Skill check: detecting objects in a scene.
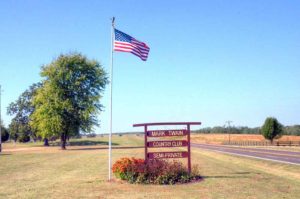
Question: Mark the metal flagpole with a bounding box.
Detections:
[0,84,2,153]
[108,17,115,181]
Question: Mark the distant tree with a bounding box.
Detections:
[31,53,108,149]
[8,119,19,142]
[284,125,300,136]
[261,117,283,143]
[8,118,31,143]
[1,122,9,142]
[7,83,41,143]
[194,126,261,135]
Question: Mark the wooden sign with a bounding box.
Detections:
[133,122,202,174]
[148,152,189,159]
[147,140,188,148]
[147,129,187,137]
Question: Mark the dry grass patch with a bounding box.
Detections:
[192,133,300,144]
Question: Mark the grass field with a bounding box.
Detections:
[1,135,300,199]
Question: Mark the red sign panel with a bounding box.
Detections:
[147,140,188,148]
[147,129,187,137]
[148,152,189,159]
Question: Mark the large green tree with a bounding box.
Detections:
[31,53,108,149]
[7,83,41,143]
[261,117,283,143]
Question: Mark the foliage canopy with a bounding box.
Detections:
[261,117,283,142]
[31,53,108,149]
[7,83,40,142]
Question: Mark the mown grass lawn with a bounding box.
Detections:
[1,135,300,199]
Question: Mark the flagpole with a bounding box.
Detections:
[108,17,115,181]
[0,84,2,153]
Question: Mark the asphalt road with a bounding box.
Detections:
[192,143,300,166]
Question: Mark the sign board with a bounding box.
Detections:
[133,122,201,174]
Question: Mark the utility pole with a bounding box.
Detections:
[225,121,233,144]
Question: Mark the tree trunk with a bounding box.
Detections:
[43,138,49,146]
[61,133,67,150]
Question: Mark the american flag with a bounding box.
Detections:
[114,29,150,61]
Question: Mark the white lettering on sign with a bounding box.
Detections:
[151,152,186,159]
[172,141,183,147]
[153,153,165,159]
[168,130,184,136]
[150,131,166,137]
[153,141,171,147]
[147,130,187,137]
[148,140,186,148]
[155,152,182,158]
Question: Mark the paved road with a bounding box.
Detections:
[192,143,300,166]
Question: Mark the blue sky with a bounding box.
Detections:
[0,0,299,133]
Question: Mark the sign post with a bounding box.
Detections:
[133,122,201,173]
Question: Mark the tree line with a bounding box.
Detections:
[194,124,300,136]
[1,53,108,149]
[195,117,296,143]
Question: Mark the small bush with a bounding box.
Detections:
[112,157,201,185]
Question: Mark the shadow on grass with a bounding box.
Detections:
[203,171,261,179]
[69,146,144,151]
[50,140,119,147]
[232,172,261,175]
[0,153,11,156]
[69,140,119,146]
[202,175,250,179]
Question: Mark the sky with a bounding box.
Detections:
[0,0,299,133]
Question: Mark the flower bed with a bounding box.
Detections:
[112,157,201,185]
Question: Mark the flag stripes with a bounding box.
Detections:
[114,29,150,61]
